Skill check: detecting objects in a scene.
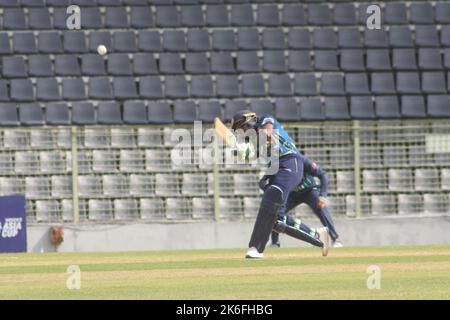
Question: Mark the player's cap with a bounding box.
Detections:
[231,110,258,131]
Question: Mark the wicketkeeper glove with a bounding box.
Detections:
[236,142,256,161]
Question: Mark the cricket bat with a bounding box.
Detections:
[214,117,236,148]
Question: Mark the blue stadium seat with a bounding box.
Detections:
[148,102,173,124]
[46,103,70,125]
[123,101,148,124]
[97,102,123,124]
[19,103,44,126]
[350,96,375,119]
[72,102,97,125]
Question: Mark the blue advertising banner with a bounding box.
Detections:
[0,195,27,253]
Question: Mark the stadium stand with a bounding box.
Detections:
[0,0,449,222]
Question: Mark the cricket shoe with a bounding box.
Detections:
[245,247,264,259]
[332,239,344,248]
[316,227,330,257]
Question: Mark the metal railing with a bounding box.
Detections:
[0,119,449,224]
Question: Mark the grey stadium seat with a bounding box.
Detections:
[130,6,154,28]
[338,27,362,48]
[216,75,240,98]
[0,80,8,101]
[418,48,442,70]
[88,77,113,99]
[299,98,324,120]
[198,101,222,122]
[0,33,11,55]
[384,2,407,24]
[314,50,339,71]
[427,95,450,117]
[268,74,292,97]
[89,31,112,53]
[163,30,187,52]
[392,49,417,71]
[105,7,129,28]
[340,49,365,72]
[320,74,345,96]
[364,29,388,48]
[350,96,375,119]
[187,29,210,51]
[19,103,44,126]
[113,77,138,99]
[415,26,440,48]
[159,53,184,74]
[282,4,306,26]
[288,28,311,49]
[0,104,19,126]
[236,51,260,73]
[257,4,280,26]
[366,49,391,71]
[294,73,318,96]
[288,51,313,72]
[242,74,266,97]
[422,72,446,94]
[275,98,300,121]
[133,53,158,75]
[72,102,96,125]
[97,102,122,124]
[375,96,400,119]
[81,54,106,76]
[191,76,214,98]
[148,102,173,124]
[249,100,274,116]
[231,4,254,26]
[62,78,86,100]
[46,103,70,125]
[80,7,102,29]
[10,79,34,102]
[165,76,189,99]
[308,4,332,26]
[313,28,337,49]
[63,31,87,53]
[345,73,370,95]
[237,28,260,50]
[156,6,181,28]
[123,101,147,124]
[173,101,197,123]
[262,28,285,50]
[139,76,164,99]
[212,30,236,51]
[410,2,434,25]
[28,55,53,77]
[185,52,210,74]
[371,73,396,94]
[36,78,60,101]
[181,5,204,27]
[29,8,51,29]
[324,97,350,120]
[396,72,421,94]
[435,2,450,24]
[138,30,162,52]
[107,54,132,76]
[3,8,27,30]
[389,26,413,48]
[334,3,357,25]
[13,32,37,54]
[263,50,287,72]
[210,52,235,73]
[401,96,426,118]
[114,31,138,53]
[206,5,229,27]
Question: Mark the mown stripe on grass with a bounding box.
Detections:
[0,253,448,275]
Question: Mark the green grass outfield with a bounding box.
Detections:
[0,245,449,299]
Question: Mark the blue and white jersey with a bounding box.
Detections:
[255,114,300,157]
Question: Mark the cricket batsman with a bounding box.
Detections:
[266,157,343,248]
[230,110,330,259]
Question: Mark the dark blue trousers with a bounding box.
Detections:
[272,189,339,243]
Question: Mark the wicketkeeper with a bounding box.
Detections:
[264,157,343,248]
[230,110,330,259]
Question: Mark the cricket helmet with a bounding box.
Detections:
[231,110,258,131]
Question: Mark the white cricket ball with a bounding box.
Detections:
[97,45,108,56]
